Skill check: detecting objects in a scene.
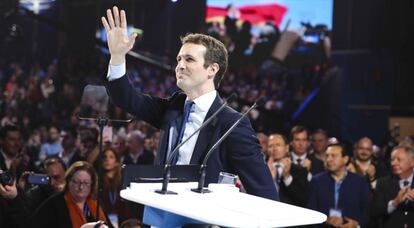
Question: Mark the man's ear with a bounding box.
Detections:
[208,63,219,79]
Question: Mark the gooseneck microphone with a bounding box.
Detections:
[191,96,265,193]
[155,93,237,194]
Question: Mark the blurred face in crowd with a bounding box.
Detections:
[61,131,76,150]
[113,135,127,156]
[46,162,66,191]
[257,133,268,155]
[1,130,22,157]
[356,138,373,162]
[311,132,328,154]
[127,133,143,154]
[291,131,308,156]
[267,135,289,162]
[102,149,119,172]
[325,146,349,175]
[175,43,216,95]
[49,127,60,142]
[69,170,92,202]
[390,148,414,179]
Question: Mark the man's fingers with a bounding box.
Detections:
[127,33,137,49]
[101,17,110,32]
[120,10,127,28]
[106,9,115,29]
[113,6,120,27]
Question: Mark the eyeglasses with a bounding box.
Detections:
[70,179,92,188]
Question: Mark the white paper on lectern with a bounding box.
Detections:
[120,182,326,227]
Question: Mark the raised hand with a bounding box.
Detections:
[101,6,137,65]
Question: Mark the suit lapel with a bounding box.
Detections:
[189,95,223,164]
[156,95,186,165]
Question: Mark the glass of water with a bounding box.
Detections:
[218,172,237,186]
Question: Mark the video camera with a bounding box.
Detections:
[0,169,14,186]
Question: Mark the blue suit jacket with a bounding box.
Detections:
[307,171,370,226]
[106,76,277,200]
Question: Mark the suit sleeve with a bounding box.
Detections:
[285,166,309,206]
[224,115,278,201]
[307,178,319,211]
[106,75,170,129]
[370,178,390,218]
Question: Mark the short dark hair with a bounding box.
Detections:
[290,125,309,141]
[312,129,328,138]
[181,33,228,88]
[44,157,67,170]
[0,125,20,139]
[327,143,348,157]
[120,218,142,228]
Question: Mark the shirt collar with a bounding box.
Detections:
[291,152,307,160]
[187,90,217,113]
[399,172,414,186]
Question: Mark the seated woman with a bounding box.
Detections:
[32,161,111,228]
[101,148,132,226]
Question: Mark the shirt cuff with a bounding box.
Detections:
[283,175,293,186]
[107,63,126,81]
[387,200,396,214]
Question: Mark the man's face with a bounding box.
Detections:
[49,127,60,142]
[325,146,348,174]
[356,139,373,162]
[291,131,308,156]
[127,135,142,154]
[267,135,289,161]
[311,133,328,154]
[391,148,414,178]
[175,43,215,93]
[46,163,65,190]
[1,130,21,157]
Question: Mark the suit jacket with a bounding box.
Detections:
[31,192,112,228]
[307,153,325,175]
[307,171,370,226]
[370,175,414,228]
[123,149,154,165]
[278,164,309,207]
[107,76,277,200]
[0,151,7,171]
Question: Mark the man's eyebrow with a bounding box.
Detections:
[177,54,194,59]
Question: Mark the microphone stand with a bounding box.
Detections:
[77,113,133,221]
[191,97,264,193]
[155,93,237,195]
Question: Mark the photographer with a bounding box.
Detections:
[24,157,66,212]
[0,177,29,227]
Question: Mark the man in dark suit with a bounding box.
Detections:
[289,126,325,182]
[101,6,277,200]
[267,134,308,207]
[370,145,414,228]
[307,143,370,227]
[123,130,154,165]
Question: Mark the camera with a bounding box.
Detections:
[0,169,15,186]
[27,174,50,185]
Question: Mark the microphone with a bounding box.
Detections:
[191,96,265,193]
[155,93,237,194]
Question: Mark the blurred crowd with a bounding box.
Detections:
[1,7,413,228]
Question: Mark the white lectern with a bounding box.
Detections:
[121,182,326,227]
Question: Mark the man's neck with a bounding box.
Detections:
[356,159,371,167]
[399,171,414,180]
[185,87,215,101]
[1,149,17,160]
[332,168,347,182]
